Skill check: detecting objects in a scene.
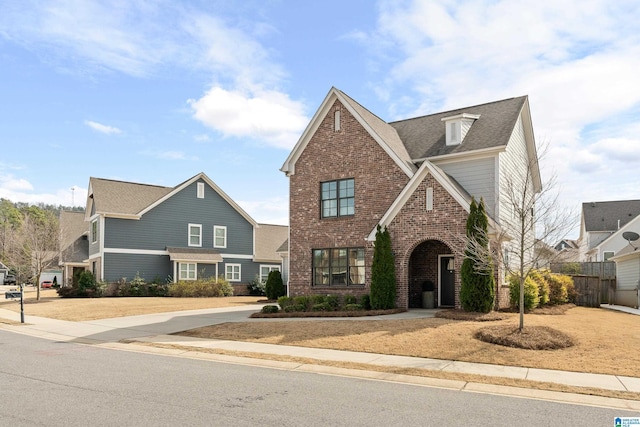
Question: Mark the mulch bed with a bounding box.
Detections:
[475,325,575,350]
[250,308,406,318]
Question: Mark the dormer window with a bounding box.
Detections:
[441,113,480,146]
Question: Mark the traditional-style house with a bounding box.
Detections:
[63,172,287,293]
[578,200,640,262]
[281,87,541,309]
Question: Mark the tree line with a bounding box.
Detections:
[0,199,84,300]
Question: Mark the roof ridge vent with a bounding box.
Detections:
[441,113,480,146]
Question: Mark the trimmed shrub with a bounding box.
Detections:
[248,275,266,296]
[168,276,233,297]
[344,303,362,311]
[293,295,311,310]
[508,274,540,311]
[343,295,357,305]
[311,294,326,306]
[261,305,279,314]
[265,270,285,300]
[277,296,294,310]
[57,271,105,298]
[529,270,550,306]
[541,270,569,305]
[312,303,329,311]
[325,294,340,311]
[285,304,306,313]
[360,294,372,310]
[460,198,495,313]
[370,225,396,309]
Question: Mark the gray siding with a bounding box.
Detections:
[222,258,258,284]
[436,157,496,217]
[104,180,254,254]
[104,253,172,283]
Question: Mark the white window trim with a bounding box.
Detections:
[197,182,205,199]
[188,223,202,247]
[179,262,197,281]
[225,263,241,282]
[91,219,98,243]
[214,225,227,248]
[260,265,280,283]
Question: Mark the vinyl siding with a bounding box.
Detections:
[104,180,253,254]
[103,253,171,283]
[617,258,639,291]
[498,115,529,226]
[436,157,496,217]
[222,258,259,283]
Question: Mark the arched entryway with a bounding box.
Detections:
[408,240,455,308]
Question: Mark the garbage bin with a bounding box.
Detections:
[422,291,435,309]
[421,281,435,309]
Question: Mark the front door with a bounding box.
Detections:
[440,256,455,306]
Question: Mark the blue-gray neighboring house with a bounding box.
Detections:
[81,172,288,293]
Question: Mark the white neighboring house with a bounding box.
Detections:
[40,270,63,287]
[610,243,640,309]
[578,200,640,262]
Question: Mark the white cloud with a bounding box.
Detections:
[188,87,308,149]
[84,120,122,135]
[238,196,289,225]
[0,174,85,207]
[368,0,640,237]
[0,175,34,192]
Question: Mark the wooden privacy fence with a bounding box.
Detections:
[569,275,602,307]
[550,262,616,305]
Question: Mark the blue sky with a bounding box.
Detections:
[1,1,639,237]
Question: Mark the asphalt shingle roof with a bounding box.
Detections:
[389,96,527,160]
[255,224,288,262]
[582,200,640,232]
[59,210,89,263]
[89,177,173,216]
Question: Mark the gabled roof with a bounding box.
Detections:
[366,161,474,241]
[254,224,289,262]
[86,178,172,220]
[582,200,640,232]
[281,87,417,177]
[85,172,257,226]
[281,88,540,192]
[390,96,528,160]
[59,211,89,264]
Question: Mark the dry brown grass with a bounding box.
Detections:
[0,289,266,321]
[177,306,640,378]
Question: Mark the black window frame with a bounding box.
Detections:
[320,178,355,218]
[312,247,365,287]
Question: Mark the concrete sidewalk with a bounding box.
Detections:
[1,304,640,409]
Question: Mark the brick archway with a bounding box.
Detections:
[407,240,454,308]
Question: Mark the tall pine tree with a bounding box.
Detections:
[460,198,495,312]
[370,225,396,309]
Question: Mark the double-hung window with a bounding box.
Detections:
[321,178,354,218]
[313,247,364,286]
[214,225,227,248]
[179,263,196,280]
[91,220,98,243]
[225,264,241,282]
[260,265,280,283]
[188,224,202,247]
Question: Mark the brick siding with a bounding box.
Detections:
[288,99,408,300]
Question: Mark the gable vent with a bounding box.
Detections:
[441,113,480,146]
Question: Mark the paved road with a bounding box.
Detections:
[1,331,637,426]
